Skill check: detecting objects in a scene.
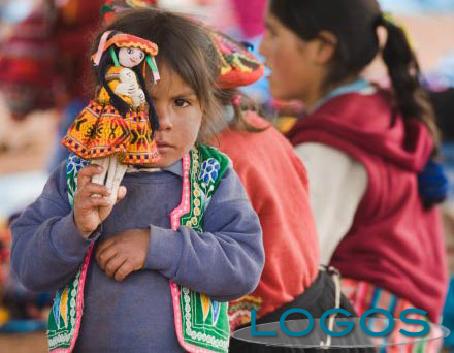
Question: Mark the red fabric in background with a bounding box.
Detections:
[218,112,319,319]
[230,0,266,38]
[287,92,448,322]
[0,0,103,116]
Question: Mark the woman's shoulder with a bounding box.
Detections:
[220,111,293,150]
[217,113,311,188]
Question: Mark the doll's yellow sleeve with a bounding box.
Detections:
[97,66,133,106]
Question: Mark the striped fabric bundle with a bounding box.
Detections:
[342,278,443,353]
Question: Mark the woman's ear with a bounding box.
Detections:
[314,30,337,65]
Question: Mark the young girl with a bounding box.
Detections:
[260,0,447,350]
[11,9,264,353]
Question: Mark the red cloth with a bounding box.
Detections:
[54,0,104,99]
[0,0,103,116]
[218,112,319,318]
[287,91,448,322]
[230,0,266,38]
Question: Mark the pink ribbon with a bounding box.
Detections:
[92,31,113,66]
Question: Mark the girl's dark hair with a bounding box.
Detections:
[215,88,268,133]
[94,8,225,142]
[269,0,439,146]
[96,30,159,134]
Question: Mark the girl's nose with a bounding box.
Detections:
[156,107,172,130]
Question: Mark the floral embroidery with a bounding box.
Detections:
[199,158,221,185]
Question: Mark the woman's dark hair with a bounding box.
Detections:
[269,0,439,146]
[94,8,225,142]
[95,30,159,134]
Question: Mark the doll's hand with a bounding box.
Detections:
[131,88,145,107]
[73,165,112,238]
[118,68,136,84]
[136,89,145,103]
[95,229,150,281]
[116,68,140,97]
[115,82,140,97]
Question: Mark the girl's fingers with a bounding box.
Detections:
[77,165,104,188]
[104,255,127,279]
[117,186,127,203]
[92,158,109,185]
[111,163,127,204]
[114,261,134,282]
[96,238,117,261]
[75,186,111,209]
[96,244,118,270]
[87,196,112,208]
[82,183,111,198]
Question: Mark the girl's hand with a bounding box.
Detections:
[73,165,113,238]
[95,229,150,282]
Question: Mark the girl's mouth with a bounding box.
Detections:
[157,141,173,150]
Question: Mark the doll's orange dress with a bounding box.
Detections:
[62,66,159,165]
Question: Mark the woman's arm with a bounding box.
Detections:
[295,142,367,265]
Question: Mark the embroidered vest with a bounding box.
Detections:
[47,145,231,353]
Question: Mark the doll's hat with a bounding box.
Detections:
[99,1,264,89]
[92,32,158,66]
[211,31,264,89]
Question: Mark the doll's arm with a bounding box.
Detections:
[114,67,145,106]
[115,68,145,107]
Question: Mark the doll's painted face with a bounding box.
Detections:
[118,47,145,68]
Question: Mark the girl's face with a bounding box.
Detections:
[259,11,329,107]
[119,47,145,68]
[150,64,203,168]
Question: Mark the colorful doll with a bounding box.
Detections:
[62,31,161,202]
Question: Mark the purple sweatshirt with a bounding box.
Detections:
[11,160,264,353]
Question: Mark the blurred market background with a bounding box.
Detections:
[0,0,453,352]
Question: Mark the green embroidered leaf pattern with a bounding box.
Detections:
[48,154,88,352]
[179,146,231,353]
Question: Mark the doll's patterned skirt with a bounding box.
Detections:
[62,100,159,165]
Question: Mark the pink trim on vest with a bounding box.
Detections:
[168,154,219,353]
[52,243,95,353]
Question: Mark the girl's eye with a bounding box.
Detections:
[174,98,190,107]
[127,48,132,55]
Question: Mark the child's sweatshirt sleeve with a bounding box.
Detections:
[145,166,265,301]
[10,162,93,293]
